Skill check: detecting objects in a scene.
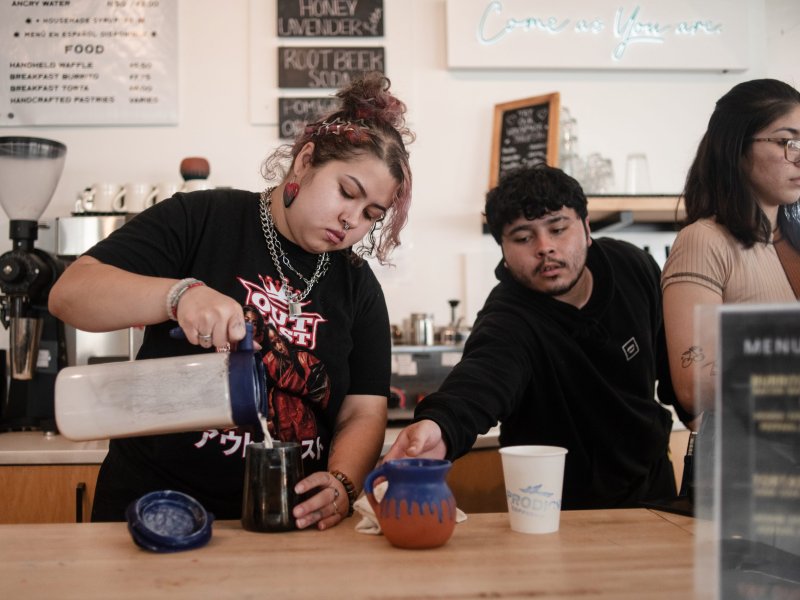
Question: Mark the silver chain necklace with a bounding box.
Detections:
[259,187,330,316]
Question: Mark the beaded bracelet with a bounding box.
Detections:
[166,278,205,321]
[330,470,357,517]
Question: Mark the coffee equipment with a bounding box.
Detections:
[0,136,69,432]
[55,213,142,366]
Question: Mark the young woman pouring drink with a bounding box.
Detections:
[49,72,414,529]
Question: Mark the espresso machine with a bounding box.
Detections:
[0,136,69,432]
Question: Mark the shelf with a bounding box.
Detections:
[482,194,684,235]
[587,195,684,230]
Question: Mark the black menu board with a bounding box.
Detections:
[490,93,560,188]
[278,46,385,89]
[278,96,340,140]
[277,0,384,37]
[716,304,800,598]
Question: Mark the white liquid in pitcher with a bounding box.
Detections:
[260,415,274,448]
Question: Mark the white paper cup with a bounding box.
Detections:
[499,445,568,534]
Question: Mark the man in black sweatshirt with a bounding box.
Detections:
[385,165,691,509]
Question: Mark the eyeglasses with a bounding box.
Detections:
[750,137,800,164]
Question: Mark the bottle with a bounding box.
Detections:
[179,156,213,193]
[55,325,267,441]
[558,107,582,181]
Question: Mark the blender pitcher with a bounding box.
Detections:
[55,324,267,441]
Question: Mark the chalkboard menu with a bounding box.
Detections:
[490,93,560,188]
[278,96,340,140]
[278,46,385,88]
[277,0,384,37]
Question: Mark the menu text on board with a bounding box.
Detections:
[1,0,178,126]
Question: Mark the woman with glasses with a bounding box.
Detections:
[661,78,800,420]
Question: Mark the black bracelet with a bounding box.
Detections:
[330,470,356,517]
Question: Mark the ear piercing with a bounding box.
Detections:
[283,182,300,208]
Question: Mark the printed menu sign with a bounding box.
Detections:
[277,0,384,37]
[490,93,560,188]
[0,0,177,126]
[716,305,800,599]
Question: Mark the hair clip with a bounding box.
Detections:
[305,118,370,143]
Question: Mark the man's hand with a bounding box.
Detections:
[383,419,447,462]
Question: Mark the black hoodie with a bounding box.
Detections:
[415,237,679,509]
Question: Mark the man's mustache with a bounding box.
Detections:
[536,259,566,274]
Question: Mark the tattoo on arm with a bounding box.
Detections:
[680,346,705,368]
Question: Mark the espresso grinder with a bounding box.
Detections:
[0,136,68,432]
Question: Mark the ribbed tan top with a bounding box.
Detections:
[661,218,796,303]
[773,228,800,298]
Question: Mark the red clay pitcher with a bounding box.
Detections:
[364,458,457,549]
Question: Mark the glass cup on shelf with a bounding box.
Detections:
[625,153,651,195]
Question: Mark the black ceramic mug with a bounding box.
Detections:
[241,441,304,532]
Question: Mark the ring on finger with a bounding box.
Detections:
[198,333,212,343]
[333,499,339,515]
[333,487,340,500]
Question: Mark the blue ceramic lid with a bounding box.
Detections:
[125,490,214,553]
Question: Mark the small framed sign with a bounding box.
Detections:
[490,92,560,189]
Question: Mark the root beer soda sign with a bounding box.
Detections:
[278,46,384,88]
[277,0,384,37]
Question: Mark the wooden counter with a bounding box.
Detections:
[0,428,502,523]
[0,509,695,599]
[0,427,501,465]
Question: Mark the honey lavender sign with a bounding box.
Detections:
[446,0,750,71]
[277,0,384,37]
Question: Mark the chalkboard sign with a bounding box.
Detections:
[490,93,560,188]
[278,46,385,89]
[277,0,384,37]
[715,305,800,598]
[278,96,341,140]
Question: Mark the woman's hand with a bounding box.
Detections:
[290,394,387,530]
[174,283,248,349]
[292,471,348,530]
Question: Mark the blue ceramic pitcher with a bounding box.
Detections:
[364,458,457,549]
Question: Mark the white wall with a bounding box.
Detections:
[2,0,798,340]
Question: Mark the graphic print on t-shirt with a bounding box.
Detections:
[242,274,330,456]
[193,274,331,462]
